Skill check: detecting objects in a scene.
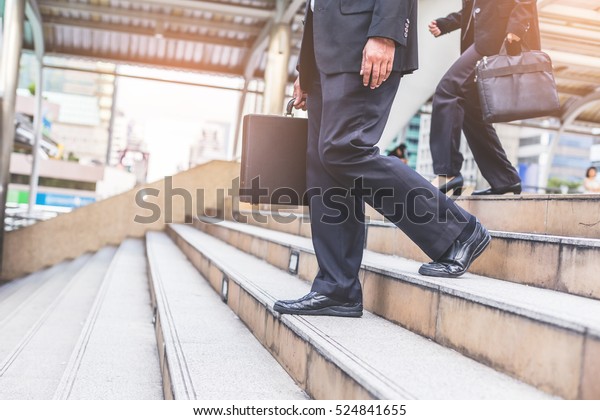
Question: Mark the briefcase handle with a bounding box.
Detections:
[285,98,296,117]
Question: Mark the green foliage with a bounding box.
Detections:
[547,177,582,193]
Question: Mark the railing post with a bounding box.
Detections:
[0,0,26,274]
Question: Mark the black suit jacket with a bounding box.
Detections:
[298,0,418,89]
[436,0,540,56]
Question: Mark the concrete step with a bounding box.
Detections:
[145,231,307,400]
[54,239,163,400]
[368,223,600,301]
[0,254,94,364]
[234,210,600,300]
[167,223,553,400]
[189,219,600,399]
[0,262,69,317]
[0,264,64,306]
[362,195,600,239]
[456,195,600,240]
[242,194,600,239]
[0,247,116,399]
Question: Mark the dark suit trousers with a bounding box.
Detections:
[306,69,472,303]
[430,45,521,188]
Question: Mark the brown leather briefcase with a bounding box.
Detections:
[240,100,308,205]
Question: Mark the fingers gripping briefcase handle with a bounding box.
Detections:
[499,39,531,56]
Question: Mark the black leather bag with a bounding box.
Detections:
[476,42,561,123]
[240,100,308,205]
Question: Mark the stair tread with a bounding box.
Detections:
[0,248,116,399]
[241,211,600,247]
[199,220,600,336]
[0,261,76,322]
[170,224,552,399]
[367,219,600,247]
[0,265,62,306]
[55,239,163,400]
[146,231,307,400]
[208,219,600,336]
[0,254,93,364]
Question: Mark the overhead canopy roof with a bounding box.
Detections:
[30,0,304,80]
[11,0,600,130]
[538,0,600,129]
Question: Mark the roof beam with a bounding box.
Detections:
[537,0,562,9]
[38,0,263,36]
[547,50,600,70]
[42,50,246,77]
[41,63,263,93]
[561,90,600,126]
[25,0,45,60]
[542,36,600,58]
[539,21,600,43]
[555,85,595,97]
[125,0,275,20]
[43,17,253,48]
[539,4,600,28]
[554,72,600,85]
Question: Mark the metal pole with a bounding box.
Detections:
[105,74,119,166]
[262,21,291,115]
[231,79,249,161]
[543,128,564,190]
[27,60,43,216]
[262,0,291,115]
[42,64,257,93]
[0,0,26,273]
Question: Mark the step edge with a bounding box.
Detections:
[52,246,120,400]
[0,253,97,378]
[146,231,197,401]
[190,220,600,339]
[0,262,71,319]
[230,212,600,247]
[365,221,600,248]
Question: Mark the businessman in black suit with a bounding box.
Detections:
[428,0,541,196]
[274,0,491,317]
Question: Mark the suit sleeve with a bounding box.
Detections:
[436,11,462,35]
[367,0,415,46]
[506,0,537,39]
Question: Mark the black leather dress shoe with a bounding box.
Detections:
[438,174,464,196]
[273,291,363,317]
[472,182,522,196]
[419,220,491,278]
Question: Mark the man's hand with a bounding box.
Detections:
[361,37,396,89]
[429,20,441,37]
[293,77,307,111]
[506,33,521,43]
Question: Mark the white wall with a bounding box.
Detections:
[380,0,462,149]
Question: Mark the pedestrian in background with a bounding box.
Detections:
[584,166,600,194]
[428,0,540,196]
[387,143,408,165]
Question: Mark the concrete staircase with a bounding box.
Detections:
[176,194,599,399]
[0,191,598,399]
[0,237,306,400]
